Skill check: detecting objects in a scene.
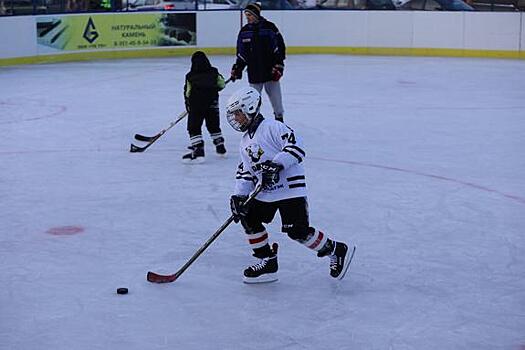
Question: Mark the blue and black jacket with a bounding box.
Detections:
[234,17,286,84]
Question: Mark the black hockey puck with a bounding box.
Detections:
[116,287,128,295]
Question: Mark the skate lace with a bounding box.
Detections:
[250,258,269,271]
[329,254,338,271]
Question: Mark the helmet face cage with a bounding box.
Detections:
[226,108,250,132]
[226,88,261,132]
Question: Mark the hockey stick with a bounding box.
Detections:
[147,184,262,284]
[131,78,233,152]
[134,109,188,143]
[130,111,188,153]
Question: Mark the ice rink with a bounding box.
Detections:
[1,54,524,350]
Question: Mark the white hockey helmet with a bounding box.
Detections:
[226,87,262,132]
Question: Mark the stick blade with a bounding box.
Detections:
[147,271,178,283]
[134,133,156,142]
[130,143,145,153]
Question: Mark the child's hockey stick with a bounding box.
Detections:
[147,184,262,284]
[130,78,232,153]
[130,111,188,153]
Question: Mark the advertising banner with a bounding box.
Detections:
[36,13,196,52]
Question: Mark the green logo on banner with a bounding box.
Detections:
[83,17,99,44]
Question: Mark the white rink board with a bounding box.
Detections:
[275,11,367,47]
[196,11,240,47]
[464,12,522,50]
[413,12,464,49]
[0,16,37,58]
[366,12,414,48]
[522,14,525,50]
[0,11,524,61]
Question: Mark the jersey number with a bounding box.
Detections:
[281,132,296,144]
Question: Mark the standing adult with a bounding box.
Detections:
[230,2,286,122]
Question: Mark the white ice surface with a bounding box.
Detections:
[1,55,524,350]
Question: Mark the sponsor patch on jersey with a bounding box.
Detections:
[263,184,284,192]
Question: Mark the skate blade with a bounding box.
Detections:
[243,273,278,284]
[181,157,205,164]
[337,245,356,280]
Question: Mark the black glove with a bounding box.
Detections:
[230,195,249,223]
[230,63,243,82]
[271,64,284,81]
[261,160,284,189]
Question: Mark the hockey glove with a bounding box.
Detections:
[230,64,243,82]
[261,160,284,189]
[271,64,284,82]
[230,195,249,223]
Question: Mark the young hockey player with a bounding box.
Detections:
[226,87,356,283]
[183,51,227,163]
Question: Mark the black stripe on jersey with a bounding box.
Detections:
[289,183,306,189]
[284,148,303,163]
[284,145,305,157]
[287,175,305,182]
[236,170,251,176]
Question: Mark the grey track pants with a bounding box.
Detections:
[250,81,284,117]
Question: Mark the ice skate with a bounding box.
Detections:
[182,142,205,164]
[329,242,355,280]
[243,243,278,284]
[213,137,227,158]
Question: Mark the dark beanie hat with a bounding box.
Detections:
[244,2,261,19]
[191,50,211,72]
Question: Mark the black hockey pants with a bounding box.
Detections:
[241,197,312,242]
[187,100,221,138]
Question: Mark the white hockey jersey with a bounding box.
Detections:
[234,117,307,202]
